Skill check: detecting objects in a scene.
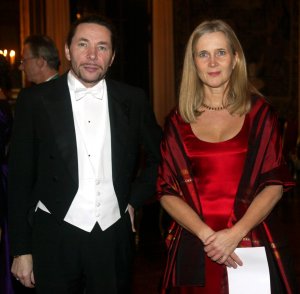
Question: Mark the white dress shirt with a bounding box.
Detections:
[37,71,121,232]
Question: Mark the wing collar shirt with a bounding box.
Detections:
[37,71,121,232]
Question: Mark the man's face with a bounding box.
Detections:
[19,44,41,84]
[65,23,115,88]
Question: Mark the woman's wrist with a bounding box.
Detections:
[198,226,214,243]
[231,223,248,241]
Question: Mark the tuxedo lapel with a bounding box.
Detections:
[40,77,130,186]
[107,80,130,183]
[42,74,78,183]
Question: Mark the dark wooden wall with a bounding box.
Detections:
[0,0,299,120]
[173,0,299,120]
[70,0,151,93]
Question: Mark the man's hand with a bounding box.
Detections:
[128,204,136,232]
[11,254,35,288]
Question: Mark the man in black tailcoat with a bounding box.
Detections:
[8,14,161,294]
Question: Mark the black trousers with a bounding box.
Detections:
[32,209,134,294]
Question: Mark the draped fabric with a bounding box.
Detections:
[0,100,14,294]
[157,95,296,293]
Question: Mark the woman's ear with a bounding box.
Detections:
[233,52,238,70]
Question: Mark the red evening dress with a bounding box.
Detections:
[173,115,249,294]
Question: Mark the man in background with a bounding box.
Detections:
[19,35,60,84]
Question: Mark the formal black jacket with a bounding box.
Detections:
[8,73,162,255]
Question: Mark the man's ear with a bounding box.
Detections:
[36,57,46,68]
[109,52,115,66]
[65,44,71,61]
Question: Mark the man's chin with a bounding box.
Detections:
[81,77,103,87]
[74,72,104,87]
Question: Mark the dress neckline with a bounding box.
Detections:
[189,114,249,144]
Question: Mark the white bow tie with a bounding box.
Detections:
[74,88,103,101]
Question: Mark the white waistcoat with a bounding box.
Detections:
[37,72,121,232]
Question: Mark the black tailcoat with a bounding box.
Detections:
[8,73,162,256]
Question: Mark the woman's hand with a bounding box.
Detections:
[205,185,283,268]
[203,228,243,268]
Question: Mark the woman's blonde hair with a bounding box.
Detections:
[179,19,259,122]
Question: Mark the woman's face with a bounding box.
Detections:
[194,31,237,93]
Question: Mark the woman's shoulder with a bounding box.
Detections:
[165,106,187,126]
[248,94,278,127]
[251,94,268,107]
[250,94,275,114]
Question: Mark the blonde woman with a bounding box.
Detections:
[157,20,296,293]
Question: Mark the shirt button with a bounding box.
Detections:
[97,191,100,196]
[95,179,100,185]
[96,202,100,207]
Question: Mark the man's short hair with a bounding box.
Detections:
[24,35,61,71]
[66,14,117,53]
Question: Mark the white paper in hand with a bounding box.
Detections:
[227,247,271,294]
